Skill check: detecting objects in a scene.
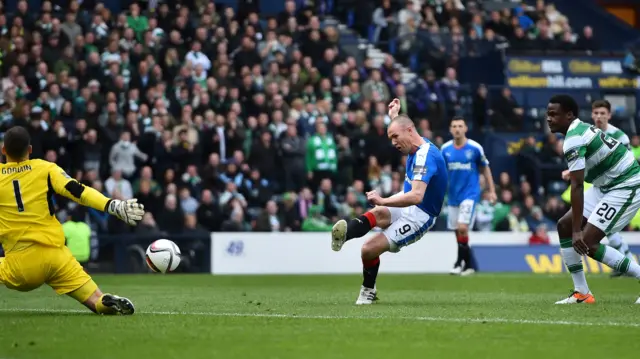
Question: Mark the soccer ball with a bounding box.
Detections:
[145,239,181,273]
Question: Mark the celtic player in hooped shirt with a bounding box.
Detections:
[560,99,637,277]
[547,94,640,305]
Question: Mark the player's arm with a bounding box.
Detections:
[388,98,400,119]
[49,166,110,210]
[476,145,497,202]
[380,180,426,207]
[48,165,144,225]
[569,169,585,234]
[564,139,587,234]
[380,151,430,207]
[621,133,631,150]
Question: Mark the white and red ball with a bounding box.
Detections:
[146,239,181,273]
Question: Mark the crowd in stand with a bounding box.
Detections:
[370,0,599,58]
[0,0,632,243]
[1,0,411,237]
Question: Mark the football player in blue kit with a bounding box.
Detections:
[330,98,449,305]
[441,117,497,276]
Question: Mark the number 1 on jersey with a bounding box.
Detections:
[13,180,24,212]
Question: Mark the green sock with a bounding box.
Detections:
[594,244,640,279]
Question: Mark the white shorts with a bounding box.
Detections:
[446,199,477,230]
[383,197,436,253]
[583,186,640,235]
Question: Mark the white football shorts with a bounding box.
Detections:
[583,186,640,235]
[446,199,477,230]
[382,192,437,253]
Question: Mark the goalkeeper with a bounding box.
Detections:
[0,126,145,315]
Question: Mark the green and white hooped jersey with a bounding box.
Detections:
[603,123,630,148]
[564,119,640,192]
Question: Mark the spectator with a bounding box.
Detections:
[306,122,338,191]
[221,207,251,231]
[105,169,133,200]
[62,208,91,265]
[312,178,337,221]
[183,214,209,237]
[280,192,302,232]
[543,196,566,222]
[178,187,199,215]
[135,213,167,237]
[135,179,161,217]
[219,182,248,210]
[525,206,555,233]
[362,69,390,103]
[280,122,306,192]
[491,88,523,132]
[475,191,496,231]
[109,131,148,179]
[133,166,159,194]
[529,224,551,245]
[301,205,333,232]
[157,194,185,235]
[182,165,203,197]
[255,200,282,232]
[575,26,598,51]
[496,205,529,232]
[440,68,460,119]
[372,0,396,45]
[241,168,272,209]
[249,130,277,181]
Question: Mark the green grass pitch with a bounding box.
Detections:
[1,274,639,359]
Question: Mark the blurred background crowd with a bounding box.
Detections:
[0,0,639,252]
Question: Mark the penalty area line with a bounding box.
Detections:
[0,308,638,328]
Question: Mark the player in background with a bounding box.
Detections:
[331,98,448,305]
[560,99,636,277]
[547,95,640,304]
[0,126,145,314]
[441,117,497,276]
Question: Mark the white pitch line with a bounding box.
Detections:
[0,308,639,328]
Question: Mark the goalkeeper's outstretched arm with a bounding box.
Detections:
[47,164,144,225]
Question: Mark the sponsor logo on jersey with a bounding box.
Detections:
[447,162,472,170]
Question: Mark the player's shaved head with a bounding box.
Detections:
[3,126,31,160]
[391,115,415,128]
[388,114,423,155]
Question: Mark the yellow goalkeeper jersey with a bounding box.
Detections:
[0,159,110,253]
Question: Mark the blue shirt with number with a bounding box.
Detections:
[441,139,489,206]
[404,138,448,216]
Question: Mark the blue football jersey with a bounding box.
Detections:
[403,138,448,216]
[441,139,489,206]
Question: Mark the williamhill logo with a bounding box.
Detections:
[525,254,640,273]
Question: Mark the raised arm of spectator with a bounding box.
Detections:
[372,8,388,27]
[133,143,149,162]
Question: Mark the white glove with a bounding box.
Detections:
[107,199,145,225]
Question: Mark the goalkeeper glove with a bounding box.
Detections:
[106,199,145,225]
